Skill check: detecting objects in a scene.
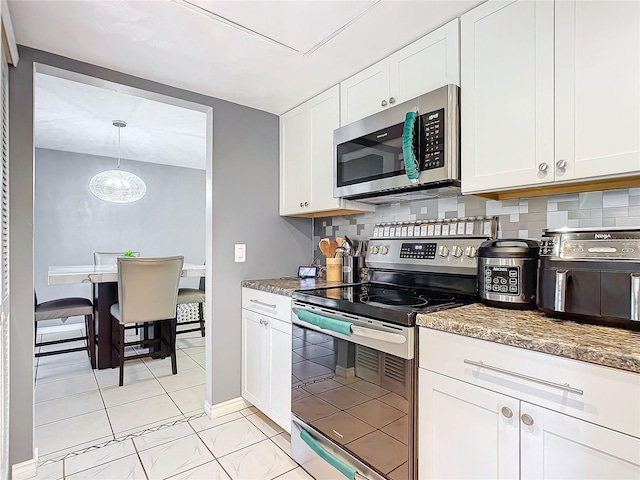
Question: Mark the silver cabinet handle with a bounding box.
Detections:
[389,97,396,104]
[259,319,264,325]
[631,274,640,321]
[464,359,584,395]
[381,99,388,107]
[304,201,309,207]
[538,162,549,172]
[250,299,277,309]
[555,269,569,312]
[521,413,534,426]
[501,406,513,418]
[556,159,567,170]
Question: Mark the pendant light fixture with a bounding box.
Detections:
[89,120,147,203]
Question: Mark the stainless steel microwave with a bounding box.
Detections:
[334,84,460,201]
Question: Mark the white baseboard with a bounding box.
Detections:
[204,397,251,419]
[11,448,38,480]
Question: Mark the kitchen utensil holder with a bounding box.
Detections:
[326,257,342,282]
[342,255,360,284]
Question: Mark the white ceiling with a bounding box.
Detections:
[35,73,207,169]
[9,0,484,115]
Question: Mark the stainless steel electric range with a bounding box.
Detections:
[290,227,492,480]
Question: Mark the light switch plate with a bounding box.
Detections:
[234,244,246,263]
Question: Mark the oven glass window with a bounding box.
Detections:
[291,323,412,478]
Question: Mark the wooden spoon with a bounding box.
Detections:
[319,238,331,257]
[328,240,340,258]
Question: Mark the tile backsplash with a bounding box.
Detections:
[313,188,640,245]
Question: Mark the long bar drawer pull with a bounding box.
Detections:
[249,299,277,309]
[464,359,584,395]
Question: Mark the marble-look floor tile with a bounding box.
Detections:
[145,353,199,376]
[35,361,95,385]
[155,367,205,392]
[64,439,137,476]
[168,384,206,415]
[35,373,99,403]
[239,406,258,417]
[35,390,104,426]
[274,467,314,479]
[218,439,297,480]
[348,379,389,398]
[37,350,91,369]
[197,417,267,458]
[177,336,205,349]
[188,352,207,368]
[245,411,284,437]
[107,394,183,435]
[66,453,146,479]
[138,433,214,480]
[270,432,292,459]
[188,411,243,433]
[33,461,63,480]
[132,423,194,452]
[180,345,205,356]
[35,410,113,456]
[94,361,153,388]
[39,436,115,463]
[167,460,230,480]
[100,377,165,408]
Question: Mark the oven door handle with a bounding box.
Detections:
[351,325,407,344]
[300,430,358,480]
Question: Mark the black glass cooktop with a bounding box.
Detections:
[292,282,475,326]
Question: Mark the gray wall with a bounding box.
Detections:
[9,46,312,466]
[35,148,206,312]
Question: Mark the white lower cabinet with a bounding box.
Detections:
[241,289,292,433]
[419,329,640,479]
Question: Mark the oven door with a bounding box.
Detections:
[291,302,415,480]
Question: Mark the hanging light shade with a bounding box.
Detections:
[89,120,147,203]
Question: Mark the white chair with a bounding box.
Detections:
[110,256,183,386]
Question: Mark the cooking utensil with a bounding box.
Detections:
[328,240,339,258]
[319,238,331,258]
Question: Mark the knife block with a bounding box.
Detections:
[326,257,342,282]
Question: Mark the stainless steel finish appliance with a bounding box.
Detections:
[334,85,459,202]
[538,227,640,329]
[478,239,540,309]
[291,231,487,479]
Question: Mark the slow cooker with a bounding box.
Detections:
[478,239,540,309]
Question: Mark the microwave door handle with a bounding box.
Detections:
[631,274,640,321]
[554,270,569,312]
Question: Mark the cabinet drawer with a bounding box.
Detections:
[242,287,292,323]
[419,328,640,438]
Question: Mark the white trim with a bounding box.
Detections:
[1,0,19,66]
[204,397,251,419]
[11,449,37,480]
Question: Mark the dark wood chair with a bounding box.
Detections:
[34,292,96,369]
[110,256,183,386]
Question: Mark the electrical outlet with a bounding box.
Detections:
[234,244,246,263]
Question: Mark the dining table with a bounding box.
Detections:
[48,263,206,369]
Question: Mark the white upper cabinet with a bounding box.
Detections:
[462,0,640,194]
[461,0,554,193]
[555,0,640,181]
[340,19,460,126]
[279,85,374,217]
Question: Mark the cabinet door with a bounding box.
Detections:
[520,402,640,479]
[308,85,341,213]
[241,309,266,409]
[419,369,520,479]
[461,0,554,194]
[389,19,460,103]
[279,103,311,215]
[555,0,640,181]
[340,58,390,126]
[266,317,292,433]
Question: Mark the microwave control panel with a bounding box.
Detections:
[422,108,445,171]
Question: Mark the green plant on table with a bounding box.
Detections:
[123,250,135,257]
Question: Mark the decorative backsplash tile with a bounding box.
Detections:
[313,188,640,246]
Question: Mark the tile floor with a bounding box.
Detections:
[32,327,311,479]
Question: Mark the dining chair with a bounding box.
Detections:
[34,292,96,369]
[176,276,205,337]
[93,251,140,265]
[110,256,183,386]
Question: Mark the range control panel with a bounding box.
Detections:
[483,266,520,295]
[399,242,437,259]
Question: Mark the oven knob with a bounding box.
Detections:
[379,245,389,255]
[438,245,449,257]
[464,246,478,258]
[370,245,379,255]
[452,246,463,258]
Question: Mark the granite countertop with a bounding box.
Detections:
[417,304,640,373]
[241,277,344,296]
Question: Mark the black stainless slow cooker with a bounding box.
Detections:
[478,239,540,309]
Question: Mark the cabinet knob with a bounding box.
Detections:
[304,201,309,207]
[501,406,513,419]
[300,202,304,207]
[389,97,396,104]
[381,99,388,107]
[556,160,567,175]
[538,162,548,173]
[259,319,264,325]
[521,413,534,426]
